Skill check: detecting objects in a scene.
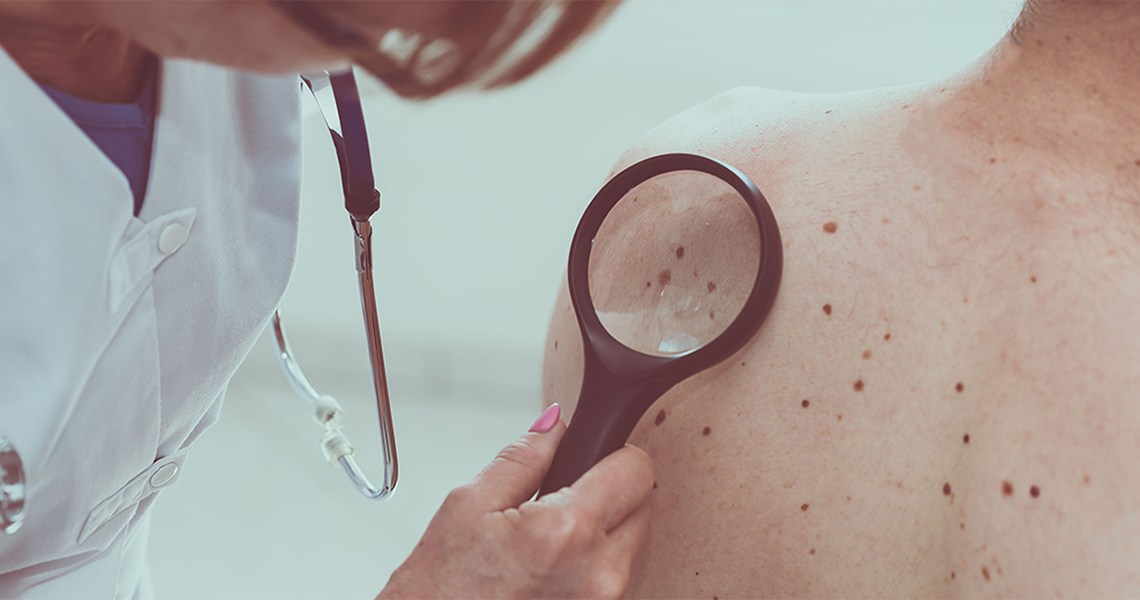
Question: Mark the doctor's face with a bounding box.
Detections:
[89,0,615,99]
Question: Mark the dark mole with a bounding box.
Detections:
[802,399,810,408]
[884,333,891,341]
[654,410,666,426]
[989,157,997,164]
[810,549,816,555]
[982,566,991,581]
[956,382,964,392]
[1030,485,1040,498]
[801,503,809,511]
[951,571,956,580]
[823,222,838,234]
[823,304,832,316]
[676,246,685,260]
[963,434,970,444]
[658,269,672,286]
[1030,275,1037,283]
[1002,481,1014,496]
[646,281,651,288]
[702,426,712,436]
[653,481,658,489]
[863,350,872,359]
[853,379,864,392]
[943,482,952,496]
[709,310,715,319]
[707,281,717,293]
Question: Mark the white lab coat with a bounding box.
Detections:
[0,45,302,598]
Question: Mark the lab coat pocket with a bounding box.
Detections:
[77,446,190,546]
[107,208,197,313]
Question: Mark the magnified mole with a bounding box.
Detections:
[658,270,672,286]
[823,304,832,316]
[676,246,685,259]
[707,281,717,293]
[1002,481,1014,496]
[823,222,838,233]
[853,379,864,391]
[655,410,666,426]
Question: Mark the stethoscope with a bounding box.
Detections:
[0,71,783,533]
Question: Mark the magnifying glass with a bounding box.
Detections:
[538,153,782,497]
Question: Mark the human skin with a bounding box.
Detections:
[543,1,1140,597]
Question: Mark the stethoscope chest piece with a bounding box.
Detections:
[0,436,27,534]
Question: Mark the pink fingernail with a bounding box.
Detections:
[529,404,561,433]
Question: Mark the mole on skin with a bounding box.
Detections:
[963,434,970,443]
[822,222,838,234]
[1002,481,1014,496]
[707,281,716,293]
[1030,485,1040,498]
[982,566,991,581]
[654,410,666,426]
[702,426,711,436]
[943,483,952,495]
[884,333,891,340]
[823,304,832,316]
[955,382,964,392]
[863,350,872,359]
[675,246,685,259]
[853,379,864,391]
[802,399,810,408]
[658,269,672,286]
[801,503,809,511]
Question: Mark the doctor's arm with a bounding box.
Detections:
[378,405,655,599]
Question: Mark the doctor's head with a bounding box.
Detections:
[16,0,618,99]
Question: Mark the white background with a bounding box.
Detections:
[148,2,1023,598]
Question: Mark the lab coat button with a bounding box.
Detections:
[158,223,186,254]
[150,463,178,487]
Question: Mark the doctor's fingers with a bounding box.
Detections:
[461,407,568,512]
[539,444,655,533]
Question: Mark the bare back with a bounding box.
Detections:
[543,67,1140,597]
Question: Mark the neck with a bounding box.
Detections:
[957,1,1140,162]
[0,3,154,103]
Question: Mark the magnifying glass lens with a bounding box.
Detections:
[588,170,762,356]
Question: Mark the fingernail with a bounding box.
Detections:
[529,404,561,433]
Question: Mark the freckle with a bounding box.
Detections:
[963,297,968,303]
[1065,34,1072,41]
[1084,473,1091,484]
[707,281,717,293]
[982,566,991,581]
[882,217,890,224]
[801,503,809,511]
[989,157,997,164]
[902,105,909,109]
[956,382,964,392]
[825,110,831,114]
[943,482,952,495]
[702,426,711,436]
[822,221,838,234]
[657,269,672,285]
[863,350,872,359]
[1002,481,1013,496]
[963,434,970,443]
[741,361,746,367]
[960,522,965,529]
[809,548,816,555]
[653,481,658,489]
[837,414,842,421]
[1030,485,1040,498]
[853,379,864,392]
[951,571,956,579]
[554,341,558,351]
[802,399,810,408]
[676,246,685,259]
[884,333,891,340]
[1030,275,1037,283]
[654,410,666,426]
[823,304,832,316]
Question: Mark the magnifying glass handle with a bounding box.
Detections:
[538,378,673,498]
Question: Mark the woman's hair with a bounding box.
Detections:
[300,1,620,99]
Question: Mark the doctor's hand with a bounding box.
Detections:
[377,404,655,600]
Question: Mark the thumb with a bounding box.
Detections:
[467,404,567,511]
